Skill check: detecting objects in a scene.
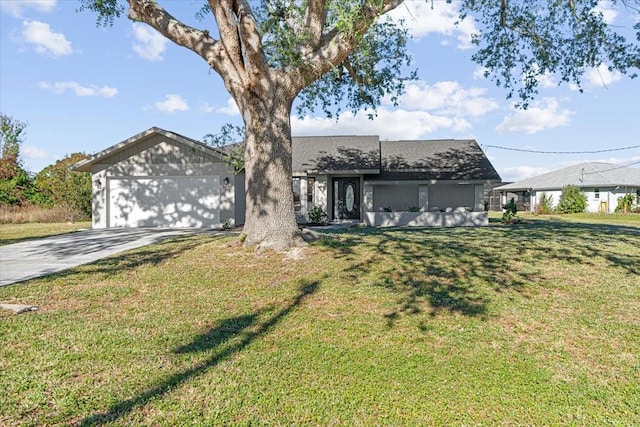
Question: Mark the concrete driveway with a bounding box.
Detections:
[0,228,212,286]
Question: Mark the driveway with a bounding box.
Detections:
[0,228,214,286]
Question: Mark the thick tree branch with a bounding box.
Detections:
[303,0,327,48]
[290,0,404,89]
[127,1,228,74]
[235,0,270,80]
[208,0,245,77]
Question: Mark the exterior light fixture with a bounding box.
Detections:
[223,177,230,186]
[95,179,102,190]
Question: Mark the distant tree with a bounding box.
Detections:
[79,1,640,249]
[34,153,92,217]
[0,114,32,205]
[557,185,587,213]
[0,113,27,162]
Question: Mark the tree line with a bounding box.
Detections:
[0,113,91,219]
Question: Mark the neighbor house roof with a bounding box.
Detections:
[495,162,640,191]
[71,127,226,172]
[366,139,501,182]
[292,135,380,175]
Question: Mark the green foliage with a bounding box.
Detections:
[461,1,640,107]
[296,15,416,119]
[1,113,27,161]
[536,192,554,214]
[34,153,92,217]
[203,124,245,172]
[502,197,517,223]
[0,160,33,205]
[615,194,635,213]
[556,185,587,214]
[0,115,34,206]
[307,205,328,224]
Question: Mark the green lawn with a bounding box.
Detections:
[0,222,92,246]
[1,219,638,426]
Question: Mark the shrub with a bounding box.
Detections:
[502,197,517,223]
[536,192,554,214]
[556,185,587,214]
[615,194,635,213]
[307,205,328,224]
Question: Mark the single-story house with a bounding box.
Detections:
[72,127,501,228]
[494,162,640,213]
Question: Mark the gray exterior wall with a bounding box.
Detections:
[428,184,476,211]
[90,135,235,228]
[372,184,419,211]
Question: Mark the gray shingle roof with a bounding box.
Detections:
[495,162,640,191]
[292,135,380,174]
[367,139,501,181]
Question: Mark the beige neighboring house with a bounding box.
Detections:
[73,127,501,229]
[494,162,640,213]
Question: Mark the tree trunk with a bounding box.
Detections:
[239,86,301,251]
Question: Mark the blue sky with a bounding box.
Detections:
[1,0,639,182]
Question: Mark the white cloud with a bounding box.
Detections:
[22,20,72,57]
[154,94,189,113]
[400,81,499,117]
[39,81,118,97]
[386,1,477,49]
[496,98,573,134]
[592,0,618,24]
[1,0,56,17]
[293,107,471,140]
[201,98,240,115]
[22,144,51,160]
[132,23,167,61]
[584,63,622,88]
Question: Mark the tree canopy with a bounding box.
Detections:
[78,0,639,249]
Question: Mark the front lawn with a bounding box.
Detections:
[1,220,638,425]
[0,222,92,246]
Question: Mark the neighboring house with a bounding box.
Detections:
[494,162,640,213]
[73,127,501,229]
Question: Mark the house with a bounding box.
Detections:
[287,136,501,227]
[494,162,640,213]
[73,127,501,229]
[71,127,238,228]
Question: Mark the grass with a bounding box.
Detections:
[0,222,92,246]
[1,218,639,426]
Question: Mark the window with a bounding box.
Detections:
[594,188,599,199]
[307,177,315,205]
[292,178,301,212]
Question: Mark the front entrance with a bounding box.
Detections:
[333,177,360,220]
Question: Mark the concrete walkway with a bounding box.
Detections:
[0,228,212,286]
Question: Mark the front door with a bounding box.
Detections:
[333,178,360,220]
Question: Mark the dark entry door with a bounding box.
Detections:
[333,178,360,220]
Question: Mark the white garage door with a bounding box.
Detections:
[108,176,220,228]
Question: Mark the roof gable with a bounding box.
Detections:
[495,162,640,191]
[71,127,226,172]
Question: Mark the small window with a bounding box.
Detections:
[292,178,301,212]
[307,177,315,204]
[594,188,600,199]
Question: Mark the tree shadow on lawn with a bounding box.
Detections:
[25,233,230,286]
[77,281,319,426]
[315,220,639,325]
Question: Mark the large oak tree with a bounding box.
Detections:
[80,0,639,250]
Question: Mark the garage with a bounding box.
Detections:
[71,127,237,229]
[108,176,220,228]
